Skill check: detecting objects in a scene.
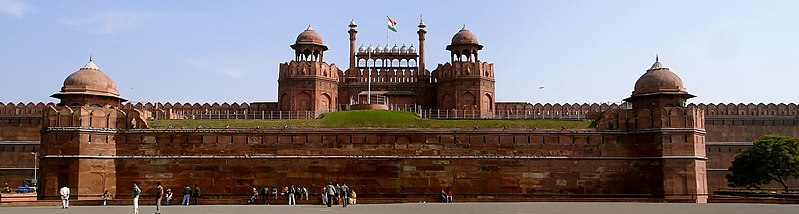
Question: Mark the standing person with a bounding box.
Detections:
[165,188,173,205]
[439,189,446,203]
[271,187,278,202]
[101,189,111,206]
[132,182,142,214]
[193,184,201,205]
[324,182,336,207]
[181,185,191,205]
[446,189,453,203]
[59,185,70,209]
[261,186,270,205]
[155,182,164,214]
[335,183,341,205]
[340,183,350,207]
[287,184,296,205]
[301,186,309,200]
[320,187,327,206]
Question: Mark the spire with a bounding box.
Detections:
[306,25,313,31]
[649,54,667,70]
[81,55,99,70]
[418,14,426,28]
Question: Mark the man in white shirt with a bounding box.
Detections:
[59,185,70,209]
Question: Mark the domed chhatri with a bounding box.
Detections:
[450,26,479,45]
[625,56,695,108]
[446,26,483,62]
[290,25,328,62]
[294,26,325,46]
[51,57,127,107]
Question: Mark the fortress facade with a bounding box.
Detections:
[1,21,798,204]
[279,20,494,117]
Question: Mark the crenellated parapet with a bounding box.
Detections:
[494,102,799,120]
[433,61,494,80]
[0,102,56,115]
[595,106,705,131]
[279,60,340,80]
[689,103,799,117]
[42,105,148,129]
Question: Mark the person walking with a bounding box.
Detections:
[324,182,336,207]
[101,189,111,206]
[193,184,201,205]
[181,185,191,205]
[155,182,164,214]
[287,184,296,205]
[165,188,173,205]
[59,185,70,209]
[340,183,350,207]
[248,187,258,204]
[132,182,142,214]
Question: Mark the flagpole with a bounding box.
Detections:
[386,16,390,47]
[367,49,371,104]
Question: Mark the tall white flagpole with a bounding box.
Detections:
[367,49,371,104]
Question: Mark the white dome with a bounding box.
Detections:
[408,45,416,53]
[375,44,382,53]
[367,44,374,53]
[400,44,408,54]
[391,45,399,53]
[358,45,366,53]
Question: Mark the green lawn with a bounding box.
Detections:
[147,110,593,129]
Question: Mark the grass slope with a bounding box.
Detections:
[147,110,593,129]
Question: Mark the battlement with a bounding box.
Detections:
[434,61,494,79]
[41,105,148,129]
[278,60,340,80]
[595,106,705,131]
[0,102,55,115]
[688,103,798,117]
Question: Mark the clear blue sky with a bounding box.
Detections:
[1,0,797,104]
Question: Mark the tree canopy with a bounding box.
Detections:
[726,135,799,192]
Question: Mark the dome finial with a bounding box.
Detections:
[649,55,667,70]
[81,55,99,70]
[306,25,312,30]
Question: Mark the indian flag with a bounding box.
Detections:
[387,16,397,32]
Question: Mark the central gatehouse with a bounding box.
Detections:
[35,20,708,203]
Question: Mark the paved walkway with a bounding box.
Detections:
[0,202,797,214]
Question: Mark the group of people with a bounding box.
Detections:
[131,182,201,214]
[53,181,364,211]
[248,185,309,205]
[322,182,356,207]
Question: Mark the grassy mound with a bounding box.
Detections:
[147,110,593,129]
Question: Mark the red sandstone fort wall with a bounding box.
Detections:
[40,129,669,201]
[2,102,798,199]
